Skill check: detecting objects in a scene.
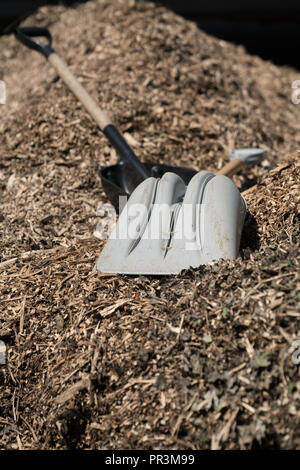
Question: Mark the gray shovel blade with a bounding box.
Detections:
[95,171,246,275]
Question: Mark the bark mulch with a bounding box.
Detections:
[0,0,299,450]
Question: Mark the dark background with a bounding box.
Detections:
[1,0,300,68]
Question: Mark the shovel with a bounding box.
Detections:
[14,27,265,275]
[14,27,265,211]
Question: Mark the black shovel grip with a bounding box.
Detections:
[14,27,54,58]
[104,124,150,180]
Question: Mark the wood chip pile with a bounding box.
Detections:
[0,0,299,450]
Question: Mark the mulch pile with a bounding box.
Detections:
[0,0,299,450]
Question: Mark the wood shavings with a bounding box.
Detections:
[0,0,299,451]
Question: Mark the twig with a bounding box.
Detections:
[227,362,246,376]
[21,416,39,443]
[19,299,26,335]
[217,408,239,443]
[176,313,185,343]
[100,299,130,318]
[241,272,296,307]
[0,247,60,271]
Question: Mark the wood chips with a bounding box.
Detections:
[0,0,299,450]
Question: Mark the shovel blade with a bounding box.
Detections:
[95,171,246,275]
[99,161,197,211]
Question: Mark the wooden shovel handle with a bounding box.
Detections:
[48,53,111,130]
[216,157,244,177]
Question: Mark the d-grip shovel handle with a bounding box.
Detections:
[14,27,150,180]
[14,27,54,56]
[14,28,249,182]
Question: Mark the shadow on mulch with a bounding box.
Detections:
[240,212,260,256]
[50,404,90,449]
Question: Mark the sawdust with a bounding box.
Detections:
[0,0,299,450]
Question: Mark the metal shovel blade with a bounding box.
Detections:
[96,171,246,275]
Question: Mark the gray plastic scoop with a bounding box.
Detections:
[96,171,246,275]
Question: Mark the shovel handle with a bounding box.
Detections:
[48,54,150,179]
[15,27,150,180]
[216,158,244,177]
[48,54,149,178]
[48,53,111,129]
[15,27,111,128]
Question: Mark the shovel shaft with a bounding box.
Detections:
[14,26,150,181]
[48,53,150,180]
[14,28,250,188]
[216,157,243,177]
[48,52,111,130]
